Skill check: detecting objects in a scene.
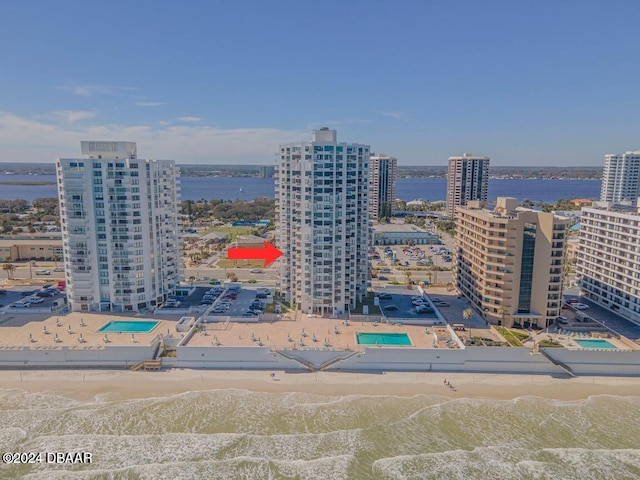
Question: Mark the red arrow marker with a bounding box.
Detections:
[227,241,283,267]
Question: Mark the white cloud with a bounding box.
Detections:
[305,118,371,130]
[0,112,304,163]
[135,102,166,107]
[56,85,137,97]
[376,111,406,120]
[176,116,202,123]
[52,110,98,124]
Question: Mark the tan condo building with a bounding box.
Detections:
[455,197,570,328]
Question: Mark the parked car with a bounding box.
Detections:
[21,290,39,297]
[242,311,258,317]
[36,291,56,298]
[35,270,51,275]
[26,296,44,304]
[250,269,264,273]
[412,299,426,306]
[416,305,434,313]
[382,304,398,311]
[557,316,569,324]
[433,301,450,307]
[377,293,392,300]
[573,303,589,310]
[378,276,389,281]
[12,301,31,308]
[53,266,65,272]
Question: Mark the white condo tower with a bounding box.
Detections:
[56,141,181,312]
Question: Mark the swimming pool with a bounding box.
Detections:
[356,332,412,346]
[98,320,160,333]
[574,339,616,349]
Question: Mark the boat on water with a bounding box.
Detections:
[239,187,244,193]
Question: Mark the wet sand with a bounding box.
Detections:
[3,369,640,402]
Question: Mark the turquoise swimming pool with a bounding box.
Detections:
[574,339,616,349]
[98,320,160,333]
[356,332,412,346]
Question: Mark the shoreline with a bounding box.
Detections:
[2,369,640,402]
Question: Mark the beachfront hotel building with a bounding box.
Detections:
[446,153,489,218]
[454,197,570,328]
[276,128,370,315]
[56,141,181,312]
[369,154,397,221]
[576,200,640,324]
[600,150,640,203]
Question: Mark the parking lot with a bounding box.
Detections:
[0,285,66,313]
[375,286,438,320]
[206,287,269,318]
[564,294,640,341]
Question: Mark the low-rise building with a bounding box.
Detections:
[373,224,440,246]
[0,236,63,261]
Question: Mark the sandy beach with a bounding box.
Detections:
[3,369,640,402]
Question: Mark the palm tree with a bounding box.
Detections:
[462,308,474,335]
[52,254,60,267]
[2,262,16,280]
[188,276,196,287]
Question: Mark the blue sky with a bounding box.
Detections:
[1,0,638,165]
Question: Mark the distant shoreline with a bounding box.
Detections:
[0,181,56,186]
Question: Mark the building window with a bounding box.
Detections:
[517,222,536,313]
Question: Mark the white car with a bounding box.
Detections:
[12,301,31,308]
[26,296,44,304]
[573,303,589,310]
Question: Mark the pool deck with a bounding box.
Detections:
[0,312,171,348]
[185,315,446,350]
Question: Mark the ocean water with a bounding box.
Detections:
[0,175,601,204]
[1,389,639,479]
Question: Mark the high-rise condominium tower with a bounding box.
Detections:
[600,150,640,203]
[446,153,489,218]
[276,129,370,315]
[576,200,640,324]
[455,197,570,328]
[56,141,181,312]
[369,154,397,221]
